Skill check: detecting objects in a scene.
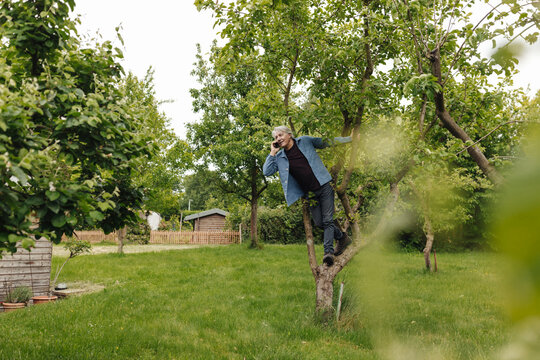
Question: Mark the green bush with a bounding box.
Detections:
[158,214,180,231]
[258,206,307,244]
[230,205,319,244]
[63,237,92,257]
[127,218,151,244]
[394,217,491,253]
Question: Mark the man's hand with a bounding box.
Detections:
[270,141,279,156]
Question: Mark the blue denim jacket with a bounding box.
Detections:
[262,136,351,206]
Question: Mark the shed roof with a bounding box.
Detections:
[184,208,229,221]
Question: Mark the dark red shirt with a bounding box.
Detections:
[285,141,321,192]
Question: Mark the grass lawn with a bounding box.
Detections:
[0,245,509,359]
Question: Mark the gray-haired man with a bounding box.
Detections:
[262,126,352,266]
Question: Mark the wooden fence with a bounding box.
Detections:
[63,230,117,243]
[149,231,240,245]
[0,238,52,303]
[64,230,240,245]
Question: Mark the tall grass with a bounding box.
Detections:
[337,248,509,360]
[0,245,508,359]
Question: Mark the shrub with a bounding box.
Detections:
[5,286,33,303]
[158,214,180,231]
[230,205,318,244]
[63,237,92,257]
[258,206,307,244]
[127,218,151,244]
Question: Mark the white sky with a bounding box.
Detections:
[74,0,218,139]
[74,1,539,139]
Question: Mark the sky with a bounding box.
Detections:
[73,1,540,139]
[74,0,218,139]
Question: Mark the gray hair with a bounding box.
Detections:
[272,126,293,138]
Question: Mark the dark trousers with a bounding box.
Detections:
[309,182,343,254]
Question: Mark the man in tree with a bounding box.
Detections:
[263,126,352,265]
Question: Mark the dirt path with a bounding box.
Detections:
[53,244,206,257]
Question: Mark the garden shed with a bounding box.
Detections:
[184,208,229,231]
[0,238,52,304]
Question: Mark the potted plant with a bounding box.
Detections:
[2,285,33,312]
[33,237,91,304]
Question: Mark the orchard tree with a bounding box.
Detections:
[121,70,192,218]
[197,0,316,133]
[405,160,482,270]
[197,0,403,315]
[0,0,155,256]
[178,169,236,211]
[189,45,279,248]
[391,0,539,184]
[196,0,533,317]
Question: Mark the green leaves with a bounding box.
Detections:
[10,165,29,185]
[89,211,105,222]
[47,202,60,214]
[46,190,60,201]
[404,74,442,100]
[51,214,66,228]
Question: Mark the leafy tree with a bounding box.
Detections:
[189,45,278,248]
[391,0,539,184]
[198,0,399,315]
[196,0,533,317]
[406,161,480,270]
[0,0,154,256]
[178,169,229,212]
[121,69,192,218]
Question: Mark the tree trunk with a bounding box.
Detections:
[117,226,127,254]
[336,188,361,238]
[315,272,334,320]
[249,197,259,248]
[302,200,361,320]
[410,183,436,271]
[428,47,502,185]
[423,216,435,271]
[247,162,263,249]
[302,200,334,316]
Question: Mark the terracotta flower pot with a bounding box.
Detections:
[2,302,26,312]
[32,295,58,305]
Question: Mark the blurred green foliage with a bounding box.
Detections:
[493,94,540,359]
[494,127,540,321]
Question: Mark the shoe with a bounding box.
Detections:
[335,232,352,256]
[323,253,334,266]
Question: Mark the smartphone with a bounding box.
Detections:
[273,143,280,148]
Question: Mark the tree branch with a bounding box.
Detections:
[256,184,268,198]
[302,199,319,278]
[455,120,525,155]
[443,3,503,86]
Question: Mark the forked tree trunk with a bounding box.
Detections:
[302,200,362,319]
[302,201,334,317]
[301,11,374,319]
[411,184,436,271]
